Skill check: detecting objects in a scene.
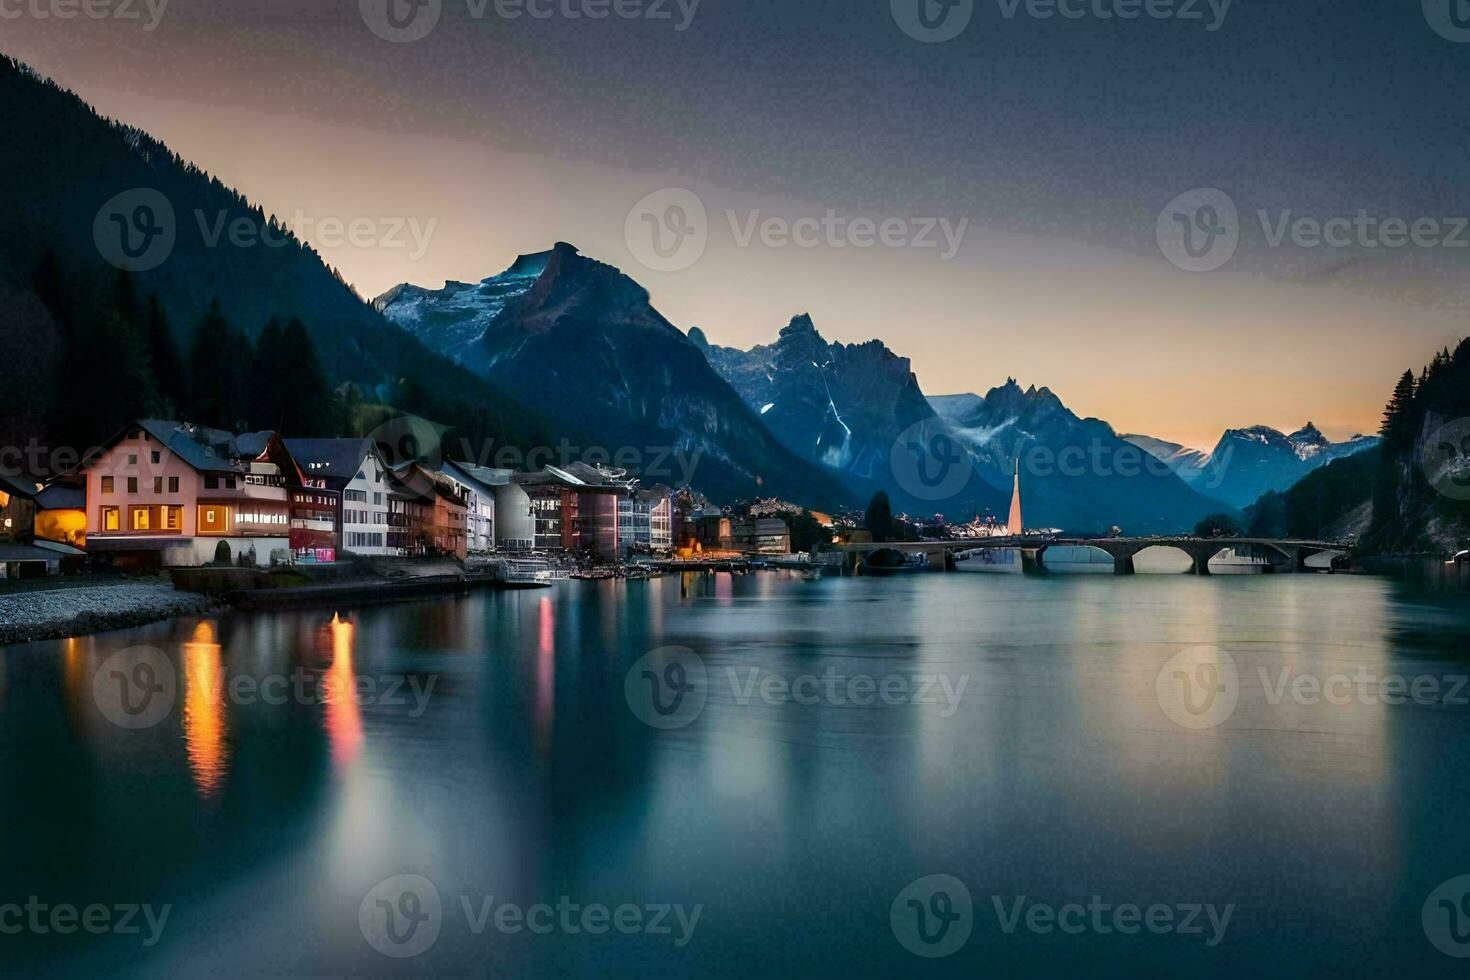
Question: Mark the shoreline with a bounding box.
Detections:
[1,557,1460,646]
[0,581,222,646]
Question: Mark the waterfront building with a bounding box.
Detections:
[0,471,85,577]
[618,488,674,556]
[732,516,792,555]
[284,438,393,557]
[514,463,635,560]
[387,464,468,559]
[439,461,501,554]
[80,420,295,569]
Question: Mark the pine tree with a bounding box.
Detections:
[248,317,287,431]
[145,296,186,417]
[189,299,251,431]
[280,317,339,436]
[1380,370,1417,446]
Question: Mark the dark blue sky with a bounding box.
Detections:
[7,0,1469,445]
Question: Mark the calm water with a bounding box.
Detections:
[4,571,1470,977]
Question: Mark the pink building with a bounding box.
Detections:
[82,420,295,569]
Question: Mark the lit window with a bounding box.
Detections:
[102,507,119,531]
[131,508,150,530]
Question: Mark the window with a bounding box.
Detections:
[154,477,163,494]
[101,476,114,494]
[127,477,138,494]
[131,507,150,530]
[151,452,161,464]
[225,476,237,489]
[204,476,218,490]
[198,505,229,534]
[101,506,119,531]
[165,506,182,530]
[127,453,137,465]
[168,477,179,493]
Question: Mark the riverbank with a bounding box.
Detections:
[0,580,220,645]
[0,559,558,643]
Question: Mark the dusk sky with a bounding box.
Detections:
[7,0,1469,449]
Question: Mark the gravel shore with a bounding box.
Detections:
[0,581,220,645]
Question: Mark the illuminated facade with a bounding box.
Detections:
[81,421,294,569]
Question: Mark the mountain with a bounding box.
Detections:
[1246,446,1380,542]
[0,55,553,456]
[375,244,853,506]
[1363,343,1470,556]
[929,382,1225,534]
[690,315,1005,515]
[1124,424,1380,510]
[1117,433,1213,486]
[690,315,938,474]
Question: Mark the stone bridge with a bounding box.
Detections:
[831,537,1347,576]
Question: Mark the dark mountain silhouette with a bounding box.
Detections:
[691,315,1000,515]
[376,244,853,506]
[0,55,555,462]
[1363,341,1470,555]
[930,381,1226,534]
[1126,424,1380,511]
[1246,446,1380,542]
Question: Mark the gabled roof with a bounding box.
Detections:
[441,460,514,496]
[386,463,466,505]
[0,471,39,499]
[515,463,637,492]
[283,438,378,482]
[33,484,84,510]
[124,420,277,474]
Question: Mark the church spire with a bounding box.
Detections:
[1007,458,1024,536]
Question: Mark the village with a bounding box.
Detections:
[0,419,807,581]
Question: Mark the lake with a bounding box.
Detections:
[3,570,1470,977]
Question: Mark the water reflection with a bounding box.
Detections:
[183,620,227,800]
[7,574,1470,977]
[322,613,363,769]
[535,595,555,757]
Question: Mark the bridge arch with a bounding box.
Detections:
[1130,544,1207,574]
